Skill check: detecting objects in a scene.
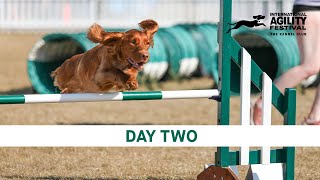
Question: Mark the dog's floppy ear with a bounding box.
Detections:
[101,32,124,47]
[87,23,123,46]
[87,23,107,43]
[139,19,159,47]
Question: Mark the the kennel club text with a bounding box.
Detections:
[126,130,197,142]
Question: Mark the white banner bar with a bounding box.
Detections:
[0,125,318,147]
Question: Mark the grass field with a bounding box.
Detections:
[0,33,319,179]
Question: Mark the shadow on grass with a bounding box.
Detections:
[0,86,33,95]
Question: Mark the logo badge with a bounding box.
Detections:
[227,15,266,33]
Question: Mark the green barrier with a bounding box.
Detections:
[27,30,168,94]
[212,28,300,95]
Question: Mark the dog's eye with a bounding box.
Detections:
[146,41,150,45]
[131,39,137,45]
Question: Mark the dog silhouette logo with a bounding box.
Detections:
[227,15,266,33]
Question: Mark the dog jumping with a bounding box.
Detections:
[51,19,158,93]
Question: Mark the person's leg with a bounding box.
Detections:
[303,11,320,124]
[274,11,320,93]
[306,83,320,124]
[253,11,320,125]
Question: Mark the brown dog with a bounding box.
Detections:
[51,19,158,93]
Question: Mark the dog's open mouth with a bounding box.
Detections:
[128,58,144,70]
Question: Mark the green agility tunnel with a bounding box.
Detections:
[212,29,300,95]
[180,23,219,77]
[27,31,168,94]
[157,26,199,78]
[27,33,95,94]
[182,23,244,78]
[142,34,169,80]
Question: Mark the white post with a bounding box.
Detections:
[240,47,251,165]
[261,72,272,164]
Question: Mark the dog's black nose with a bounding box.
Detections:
[142,53,149,61]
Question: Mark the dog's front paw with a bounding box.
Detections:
[124,78,138,90]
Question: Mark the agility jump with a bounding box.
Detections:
[0,90,220,104]
[0,0,296,179]
[203,0,296,179]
